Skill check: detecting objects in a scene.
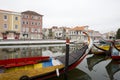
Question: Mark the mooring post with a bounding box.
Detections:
[64,37,70,80]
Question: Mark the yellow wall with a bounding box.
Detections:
[0,10,21,39]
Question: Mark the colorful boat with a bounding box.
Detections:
[0,56,50,68]
[91,44,107,55]
[111,41,120,59]
[0,32,93,80]
[92,39,120,55]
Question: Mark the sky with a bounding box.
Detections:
[0,0,120,33]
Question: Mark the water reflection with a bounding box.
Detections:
[106,60,120,80]
[0,44,67,60]
[0,44,120,80]
[47,68,92,80]
[86,54,106,71]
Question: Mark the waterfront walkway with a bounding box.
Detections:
[0,39,74,45]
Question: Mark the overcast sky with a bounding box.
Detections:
[0,0,120,33]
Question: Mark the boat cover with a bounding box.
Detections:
[56,45,88,66]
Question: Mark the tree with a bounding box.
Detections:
[116,28,120,39]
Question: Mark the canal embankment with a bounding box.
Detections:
[0,39,74,46]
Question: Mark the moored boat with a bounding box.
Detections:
[111,40,120,60]
[0,32,93,80]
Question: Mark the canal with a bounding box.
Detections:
[0,44,120,80]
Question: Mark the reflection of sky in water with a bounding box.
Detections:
[77,54,112,80]
[114,71,120,80]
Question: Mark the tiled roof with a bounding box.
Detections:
[0,9,13,12]
[21,10,43,16]
[70,26,87,31]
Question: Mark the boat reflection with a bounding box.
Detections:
[47,68,92,80]
[106,60,120,80]
[86,54,106,71]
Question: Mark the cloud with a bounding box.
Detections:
[0,0,120,33]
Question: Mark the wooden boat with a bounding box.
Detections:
[0,56,50,68]
[91,44,107,54]
[0,32,93,80]
[92,39,120,55]
[111,40,120,59]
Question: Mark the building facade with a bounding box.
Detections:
[0,9,21,39]
[21,11,43,39]
[68,26,89,42]
[102,31,116,40]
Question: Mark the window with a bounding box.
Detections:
[38,22,40,26]
[23,21,25,24]
[26,15,29,18]
[38,16,41,20]
[26,21,28,24]
[32,16,34,19]
[15,17,18,20]
[32,22,34,25]
[15,25,18,29]
[4,15,7,20]
[4,24,7,29]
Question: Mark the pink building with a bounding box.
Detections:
[21,11,43,39]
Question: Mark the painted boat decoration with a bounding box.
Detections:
[91,44,107,54]
[0,32,93,80]
[92,39,112,55]
[0,56,50,68]
[111,40,120,59]
[92,39,120,55]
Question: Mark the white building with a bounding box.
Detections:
[68,26,89,42]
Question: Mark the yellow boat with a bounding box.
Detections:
[92,40,120,55]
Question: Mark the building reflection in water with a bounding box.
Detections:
[106,60,120,80]
[0,44,120,80]
[86,54,106,71]
[0,44,73,60]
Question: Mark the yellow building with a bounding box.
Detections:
[0,9,21,39]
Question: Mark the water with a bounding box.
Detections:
[0,44,120,80]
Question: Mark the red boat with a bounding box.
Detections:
[0,56,50,68]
